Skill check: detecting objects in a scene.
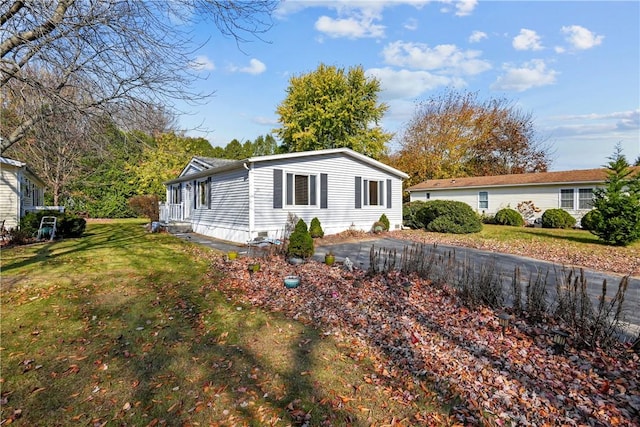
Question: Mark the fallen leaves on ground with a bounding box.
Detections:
[207,255,640,426]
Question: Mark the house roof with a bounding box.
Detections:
[192,157,237,169]
[165,148,409,184]
[405,167,640,192]
[0,156,46,187]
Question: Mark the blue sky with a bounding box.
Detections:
[178,1,639,171]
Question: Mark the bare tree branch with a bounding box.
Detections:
[0,0,278,153]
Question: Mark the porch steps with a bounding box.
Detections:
[163,221,192,233]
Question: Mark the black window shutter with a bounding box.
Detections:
[310,175,317,205]
[286,173,293,205]
[379,180,384,207]
[320,173,328,209]
[273,169,283,209]
[355,177,361,209]
[207,177,212,209]
[386,179,392,208]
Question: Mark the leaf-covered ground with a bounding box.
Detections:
[387,229,640,277]
[209,253,640,426]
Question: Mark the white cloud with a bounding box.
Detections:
[561,25,604,50]
[366,67,464,99]
[512,29,543,51]
[229,58,266,75]
[554,110,640,131]
[453,0,478,16]
[190,55,215,71]
[469,30,487,43]
[382,41,491,75]
[491,59,558,92]
[315,14,385,39]
[252,116,278,126]
[404,18,418,31]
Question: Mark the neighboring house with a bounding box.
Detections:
[406,168,636,223]
[0,157,46,229]
[161,148,409,244]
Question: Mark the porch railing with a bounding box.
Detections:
[159,202,184,222]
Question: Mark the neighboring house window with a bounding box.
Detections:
[425,193,431,200]
[578,188,594,209]
[197,180,209,208]
[560,189,574,209]
[479,191,488,210]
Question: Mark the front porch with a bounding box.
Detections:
[159,202,192,233]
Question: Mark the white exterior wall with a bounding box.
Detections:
[250,153,404,241]
[0,165,20,229]
[191,168,250,242]
[410,183,602,221]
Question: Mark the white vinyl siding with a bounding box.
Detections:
[254,153,404,238]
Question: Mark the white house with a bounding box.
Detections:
[1,157,46,229]
[161,148,409,243]
[405,168,635,223]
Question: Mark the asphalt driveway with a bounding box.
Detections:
[312,237,640,338]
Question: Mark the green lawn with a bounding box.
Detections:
[0,220,445,426]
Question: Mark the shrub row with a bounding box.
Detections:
[403,201,585,232]
[20,210,87,239]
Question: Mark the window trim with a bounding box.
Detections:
[285,172,318,207]
[560,188,575,209]
[578,188,594,210]
[478,191,488,210]
[196,179,209,208]
[363,178,384,207]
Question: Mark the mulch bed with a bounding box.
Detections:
[205,253,640,426]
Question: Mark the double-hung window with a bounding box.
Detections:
[197,180,209,208]
[479,191,488,210]
[286,173,317,206]
[365,179,384,206]
[560,189,574,209]
[578,188,594,209]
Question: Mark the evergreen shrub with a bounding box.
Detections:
[287,219,314,258]
[580,210,601,231]
[421,200,482,234]
[378,213,390,231]
[541,209,576,229]
[309,217,324,238]
[402,201,427,229]
[494,208,525,227]
[20,210,86,238]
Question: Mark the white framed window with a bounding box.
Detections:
[578,188,594,209]
[197,180,209,208]
[560,189,574,209]
[286,173,317,206]
[478,191,488,210]
[364,179,384,206]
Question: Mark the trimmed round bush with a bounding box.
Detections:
[541,208,576,229]
[494,208,525,227]
[403,201,427,229]
[580,209,601,231]
[420,200,482,234]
